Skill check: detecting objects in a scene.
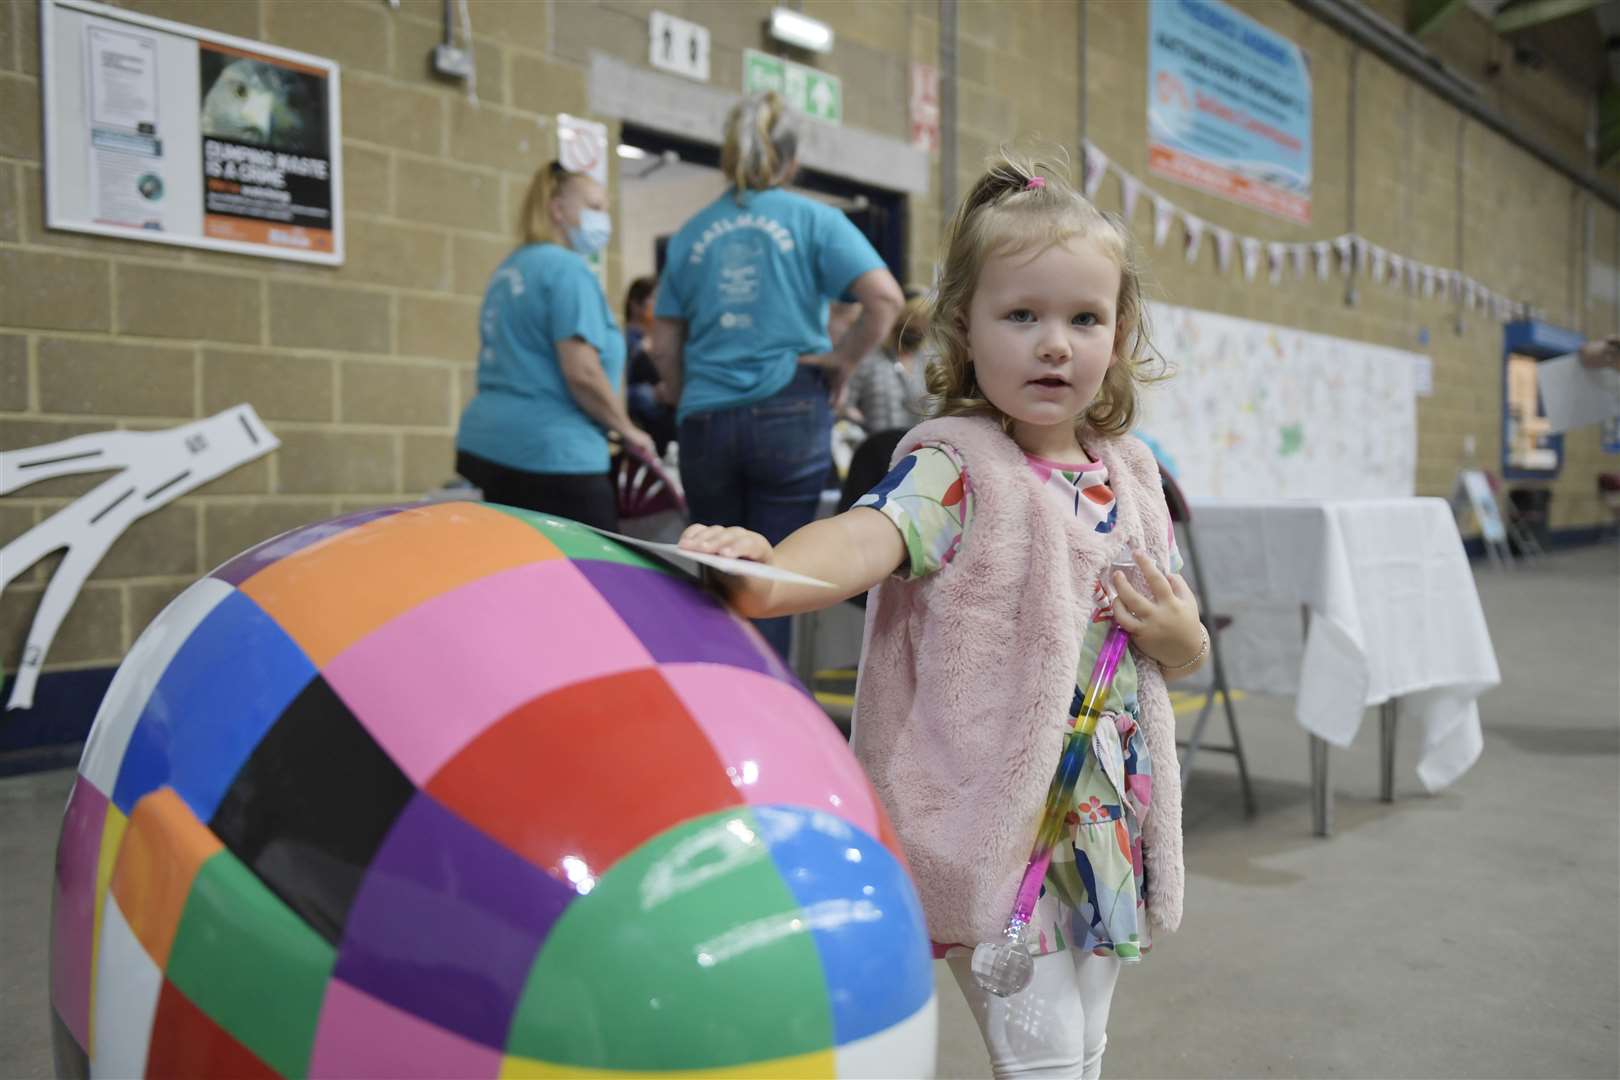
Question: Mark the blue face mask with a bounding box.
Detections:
[568,208,612,257]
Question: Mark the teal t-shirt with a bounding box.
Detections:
[456,244,626,474]
[655,188,886,424]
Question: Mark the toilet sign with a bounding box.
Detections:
[649,11,710,82]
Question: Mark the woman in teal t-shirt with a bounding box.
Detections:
[651,92,904,657]
[456,161,655,530]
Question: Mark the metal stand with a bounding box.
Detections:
[1379,700,1397,802]
[1309,734,1332,837]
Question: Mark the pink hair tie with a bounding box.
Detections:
[1025,176,1045,191]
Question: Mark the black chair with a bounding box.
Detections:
[1160,465,1256,815]
[792,429,908,722]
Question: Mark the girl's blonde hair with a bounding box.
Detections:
[520,160,587,246]
[923,147,1159,437]
[720,91,800,202]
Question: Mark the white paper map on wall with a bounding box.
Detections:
[1138,303,1419,499]
[0,405,278,710]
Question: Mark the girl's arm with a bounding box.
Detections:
[679,507,906,620]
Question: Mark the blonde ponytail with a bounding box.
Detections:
[720,91,800,202]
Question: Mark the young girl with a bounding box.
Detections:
[680,151,1206,1080]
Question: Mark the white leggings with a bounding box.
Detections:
[945,947,1122,1080]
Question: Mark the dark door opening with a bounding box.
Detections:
[620,123,907,285]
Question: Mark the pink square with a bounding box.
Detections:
[325,561,653,784]
[308,979,503,1079]
[51,776,108,1048]
[660,663,883,838]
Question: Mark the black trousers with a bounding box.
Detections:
[455,451,618,532]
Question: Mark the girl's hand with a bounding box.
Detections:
[678,523,776,617]
[678,523,773,562]
[1109,549,1204,672]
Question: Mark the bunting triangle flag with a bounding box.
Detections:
[1083,141,1109,199]
[1120,173,1142,222]
[1266,242,1285,285]
[1183,214,1205,264]
[1240,237,1261,281]
[1153,196,1175,248]
[1214,228,1235,273]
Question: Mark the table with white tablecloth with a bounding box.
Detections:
[1185,496,1502,833]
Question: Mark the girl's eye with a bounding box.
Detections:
[1073,312,1099,327]
[1006,309,1035,324]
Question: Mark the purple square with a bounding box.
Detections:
[334,793,575,1049]
[576,560,779,677]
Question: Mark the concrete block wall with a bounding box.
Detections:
[0,0,1613,688]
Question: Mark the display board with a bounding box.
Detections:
[1147,0,1312,223]
[1138,303,1420,499]
[40,0,343,264]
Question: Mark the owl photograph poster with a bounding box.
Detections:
[198,44,335,255]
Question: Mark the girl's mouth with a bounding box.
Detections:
[1029,377,1069,388]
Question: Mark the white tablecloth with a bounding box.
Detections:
[1185,497,1501,790]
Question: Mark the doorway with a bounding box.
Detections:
[616,123,908,289]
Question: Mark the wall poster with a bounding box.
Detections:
[1139,303,1421,499]
[1147,0,1312,223]
[40,0,343,264]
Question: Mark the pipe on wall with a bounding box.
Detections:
[1288,0,1620,211]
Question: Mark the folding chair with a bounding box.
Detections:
[1485,471,1546,562]
[1159,465,1256,815]
[1599,473,1620,542]
[792,429,908,728]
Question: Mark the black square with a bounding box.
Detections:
[209,677,416,945]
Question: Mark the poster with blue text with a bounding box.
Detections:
[1147,0,1312,223]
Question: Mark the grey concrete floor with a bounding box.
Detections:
[1,546,1615,1079]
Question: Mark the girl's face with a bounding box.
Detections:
[964,237,1122,454]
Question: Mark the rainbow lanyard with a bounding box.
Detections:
[1006,620,1130,929]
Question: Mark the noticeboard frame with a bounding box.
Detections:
[38,0,345,265]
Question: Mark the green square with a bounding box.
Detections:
[508,809,832,1070]
[489,505,675,574]
[166,851,335,1078]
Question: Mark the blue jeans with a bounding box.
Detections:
[679,366,833,659]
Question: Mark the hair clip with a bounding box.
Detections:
[1025,176,1045,191]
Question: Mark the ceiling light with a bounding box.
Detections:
[768,7,833,53]
[616,145,649,159]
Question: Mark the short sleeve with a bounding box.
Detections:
[812,205,886,302]
[542,259,615,355]
[653,267,685,319]
[851,447,972,579]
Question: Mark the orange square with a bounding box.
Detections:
[239,502,563,667]
[109,789,223,969]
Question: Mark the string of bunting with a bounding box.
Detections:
[1081,140,1529,323]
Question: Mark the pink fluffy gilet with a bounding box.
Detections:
[850,414,1185,946]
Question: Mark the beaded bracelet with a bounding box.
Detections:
[1160,624,1210,673]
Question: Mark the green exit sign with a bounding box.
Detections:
[743,48,841,125]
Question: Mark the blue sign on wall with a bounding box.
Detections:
[1147,0,1313,223]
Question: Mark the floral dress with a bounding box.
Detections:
[854,446,1180,962]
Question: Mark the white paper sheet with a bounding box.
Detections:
[587,527,835,590]
[1535,352,1620,434]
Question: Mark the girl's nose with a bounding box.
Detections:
[1037,329,1071,363]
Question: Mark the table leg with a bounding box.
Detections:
[1379,700,1397,803]
[1309,734,1332,836]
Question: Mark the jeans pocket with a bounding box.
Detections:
[751,396,828,467]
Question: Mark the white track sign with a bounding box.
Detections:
[40,0,344,264]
